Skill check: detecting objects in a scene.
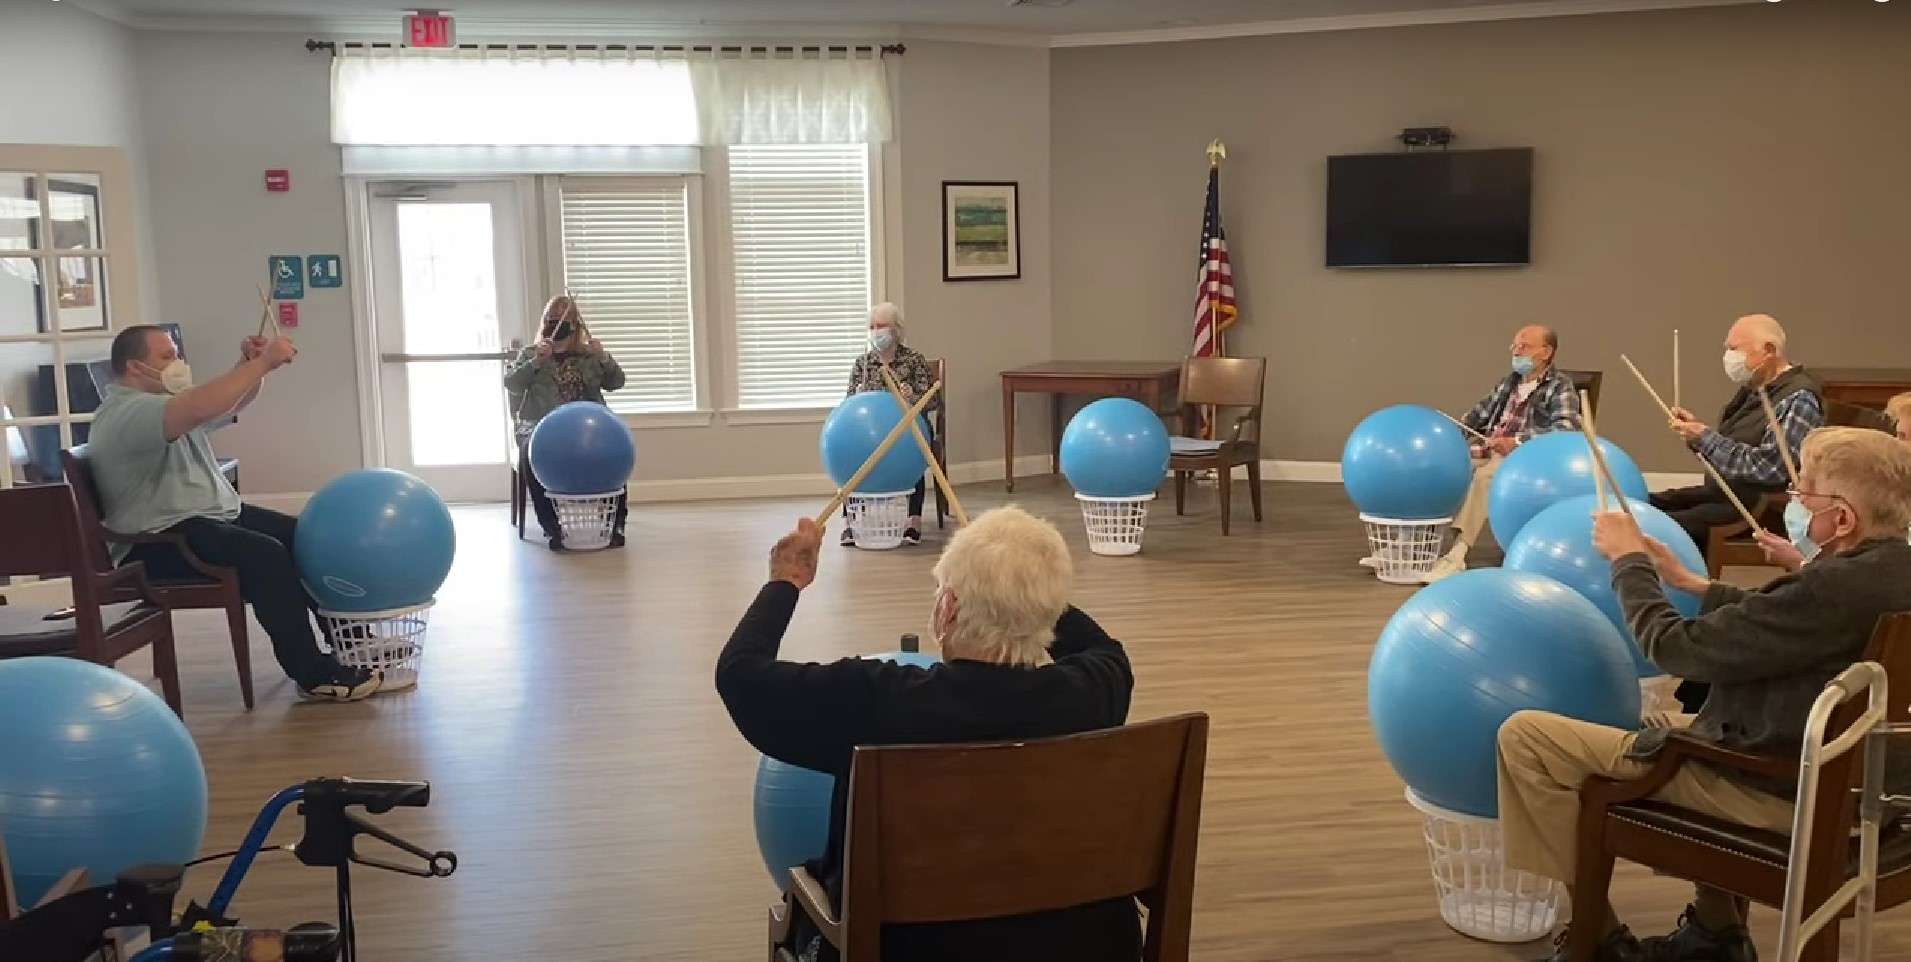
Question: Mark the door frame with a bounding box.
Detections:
[345,175,543,475]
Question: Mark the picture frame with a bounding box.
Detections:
[942,181,1020,282]
[25,177,108,333]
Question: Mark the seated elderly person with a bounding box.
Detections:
[1496,426,1911,962]
[1421,324,1581,581]
[715,507,1137,962]
[841,302,939,547]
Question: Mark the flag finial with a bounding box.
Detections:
[1206,139,1227,167]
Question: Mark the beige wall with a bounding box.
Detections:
[127,34,1053,495]
[1051,3,1911,471]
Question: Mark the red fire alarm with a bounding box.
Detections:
[406,11,456,48]
[278,301,300,329]
[265,169,290,192]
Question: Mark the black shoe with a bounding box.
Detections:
[901,527,922,546]
[1639,906,1756,962]
[548,535,566,552]
[841,528,857,547]
[609,530,626,548]
[1539,925,1645,962]
[298,667,382,703]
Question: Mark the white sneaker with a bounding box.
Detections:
[1419,553,1468,584]
[299,669,383,703]
[1357,556,1378,569]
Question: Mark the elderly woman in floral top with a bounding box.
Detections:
[504,294,629,551]
[842,302,939,546]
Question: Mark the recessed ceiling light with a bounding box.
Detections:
[1006,0,1074,8]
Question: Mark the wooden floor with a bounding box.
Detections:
[141,477,1911,960]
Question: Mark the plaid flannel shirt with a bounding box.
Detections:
[1461,368,1583,443]
[1697,388,1824,487]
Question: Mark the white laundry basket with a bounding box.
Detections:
[1361,514,1452,585]
[1076,493,1154,557]
[317,601,433,692]
[1406,788,1562,943]
[548,490,621,550]
[846,490,911,550]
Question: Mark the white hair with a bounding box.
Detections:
[869,302,905,343]
[1801,427,1911,537]
[1734,313,1788,355]
[931,506,1072,668]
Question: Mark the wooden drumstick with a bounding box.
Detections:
[816,382,944,525]
[1622,352,1765,531]
[1437,409,1490,443]
[879,366,968,525]
[256,284,279,338]
[1578,390,1613,514]
[1672,329,1682,411]
[1622,354,1677,423]
[1756,386,1801,488]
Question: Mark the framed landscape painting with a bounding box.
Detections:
[942,181,1020,281]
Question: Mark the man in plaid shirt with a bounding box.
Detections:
[1650,314,1824,552]
[1420,325,1583,582]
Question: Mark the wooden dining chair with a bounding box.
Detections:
[1561,369,1603,418]
[62,448,252,709]
[0,483,180,715]
[1570,613,1911,962]
[1170,356,1266,535]
[769,712,1209,962]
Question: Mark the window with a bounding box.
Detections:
[727,145,873,410]
[555,178,698,414]
[1,148,138,489]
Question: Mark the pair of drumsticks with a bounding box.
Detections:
[815,366,969,527]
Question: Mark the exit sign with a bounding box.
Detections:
[405,11,455,48]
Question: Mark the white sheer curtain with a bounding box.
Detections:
[330,47,699,146]
[689,53,892,145]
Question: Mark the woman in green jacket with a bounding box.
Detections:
[505,295,629,550]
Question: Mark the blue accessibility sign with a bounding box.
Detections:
[270,256,304,300]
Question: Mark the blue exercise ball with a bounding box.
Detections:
[0,658,208,908]
[1488,433,1647,548]
[296,468,457,613]
[1504,494,1707,678]
[529,401,637,495]
[753,650,939,887]
[819,392,930,495]
[1368,569,1641,817]
[1060,398,1171,498]
[1341,405,1474,520]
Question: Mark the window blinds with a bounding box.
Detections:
[557,178,698,414]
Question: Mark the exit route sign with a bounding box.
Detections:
[406,11,455,48]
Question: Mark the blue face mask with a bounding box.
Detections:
[1511,355,1536,377]
[1783,498,1825,564]
[870,329,897,353]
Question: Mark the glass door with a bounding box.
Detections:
[366,181,525,501]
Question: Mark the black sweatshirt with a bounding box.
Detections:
[715,581,1140,962]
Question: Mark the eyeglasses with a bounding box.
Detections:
[1787,487,1849,507]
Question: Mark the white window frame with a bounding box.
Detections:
[0,146,144,490]
[540,174,715,428]
[716,143,885,426]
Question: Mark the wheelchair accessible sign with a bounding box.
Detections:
[270,255,304,300]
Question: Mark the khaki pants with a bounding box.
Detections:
[1496,710,1795,884]
[1448,456,1501,554]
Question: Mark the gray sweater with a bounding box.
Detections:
[1618,537,1911,797]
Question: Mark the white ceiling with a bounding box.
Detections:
[69,0,1756,44]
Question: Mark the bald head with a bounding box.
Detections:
[1724,313,1789,385]
[1510,325,1557,378]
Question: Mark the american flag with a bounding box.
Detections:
[1190,165,1237,435]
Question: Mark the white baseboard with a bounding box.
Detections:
[238,461,1709,508]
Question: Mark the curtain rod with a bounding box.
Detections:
[305,40,904,56]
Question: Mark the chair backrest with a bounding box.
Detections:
[836,713,1208,960]
[1561,369,1603,417]
[1178,356,1265,410]
[1826,398,1896,433]
[929,358,948,457]
[59,447,116,575]
[0,483,99,613]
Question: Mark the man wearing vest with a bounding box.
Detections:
[1650,314,1823,552]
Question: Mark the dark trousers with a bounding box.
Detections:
[125,505,338,689]
[524,469,628,541]
[1648,481,1783,558]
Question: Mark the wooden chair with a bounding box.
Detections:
[62,448,252,709]
[1170,356,1266,536]
[1570,612,1911,962]
[769,712,1209,962]
[512,435,530,540]
[1827,398,1896,435]
[928,358,949,529]
[0,483,180,715]
[1561,369,1603,418]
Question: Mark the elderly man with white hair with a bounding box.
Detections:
[1649,313,1825,551]
[1498,427,1911,962]
[842,302,940,546]
[716,507,1138,962]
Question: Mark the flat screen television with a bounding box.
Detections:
[1326,147,1533,268]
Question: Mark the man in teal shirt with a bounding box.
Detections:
[86,325,379,702]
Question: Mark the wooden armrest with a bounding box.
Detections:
[95,561,164,608]
[1659,731,1795,781]
[103,529,232,582]
[1583,731,1792,808]
[788,866,843,949]
[32,867,90,910]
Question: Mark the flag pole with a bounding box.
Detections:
[1206,139,1228,358]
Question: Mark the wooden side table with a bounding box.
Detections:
[999,361,1181,492]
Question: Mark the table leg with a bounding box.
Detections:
[1051,394,1063,477]
[1002,382,1016,493]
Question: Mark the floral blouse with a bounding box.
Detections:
[846,345,940,415]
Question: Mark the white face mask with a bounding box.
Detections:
[1722,349,1753,385]
[137,358,193,395]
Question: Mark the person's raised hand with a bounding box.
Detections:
[261,337,298,370]
[1591,510,1648,561]
[1641,536,1709,594]
[1669,405,1697,423]
[534,340,555,365]
[586,336,604,355]
[1488,436,1518,457]
[1670,417,1708,443]
[240,335,267,361]
[1755,529,1806,572]
[769,517,824,589]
